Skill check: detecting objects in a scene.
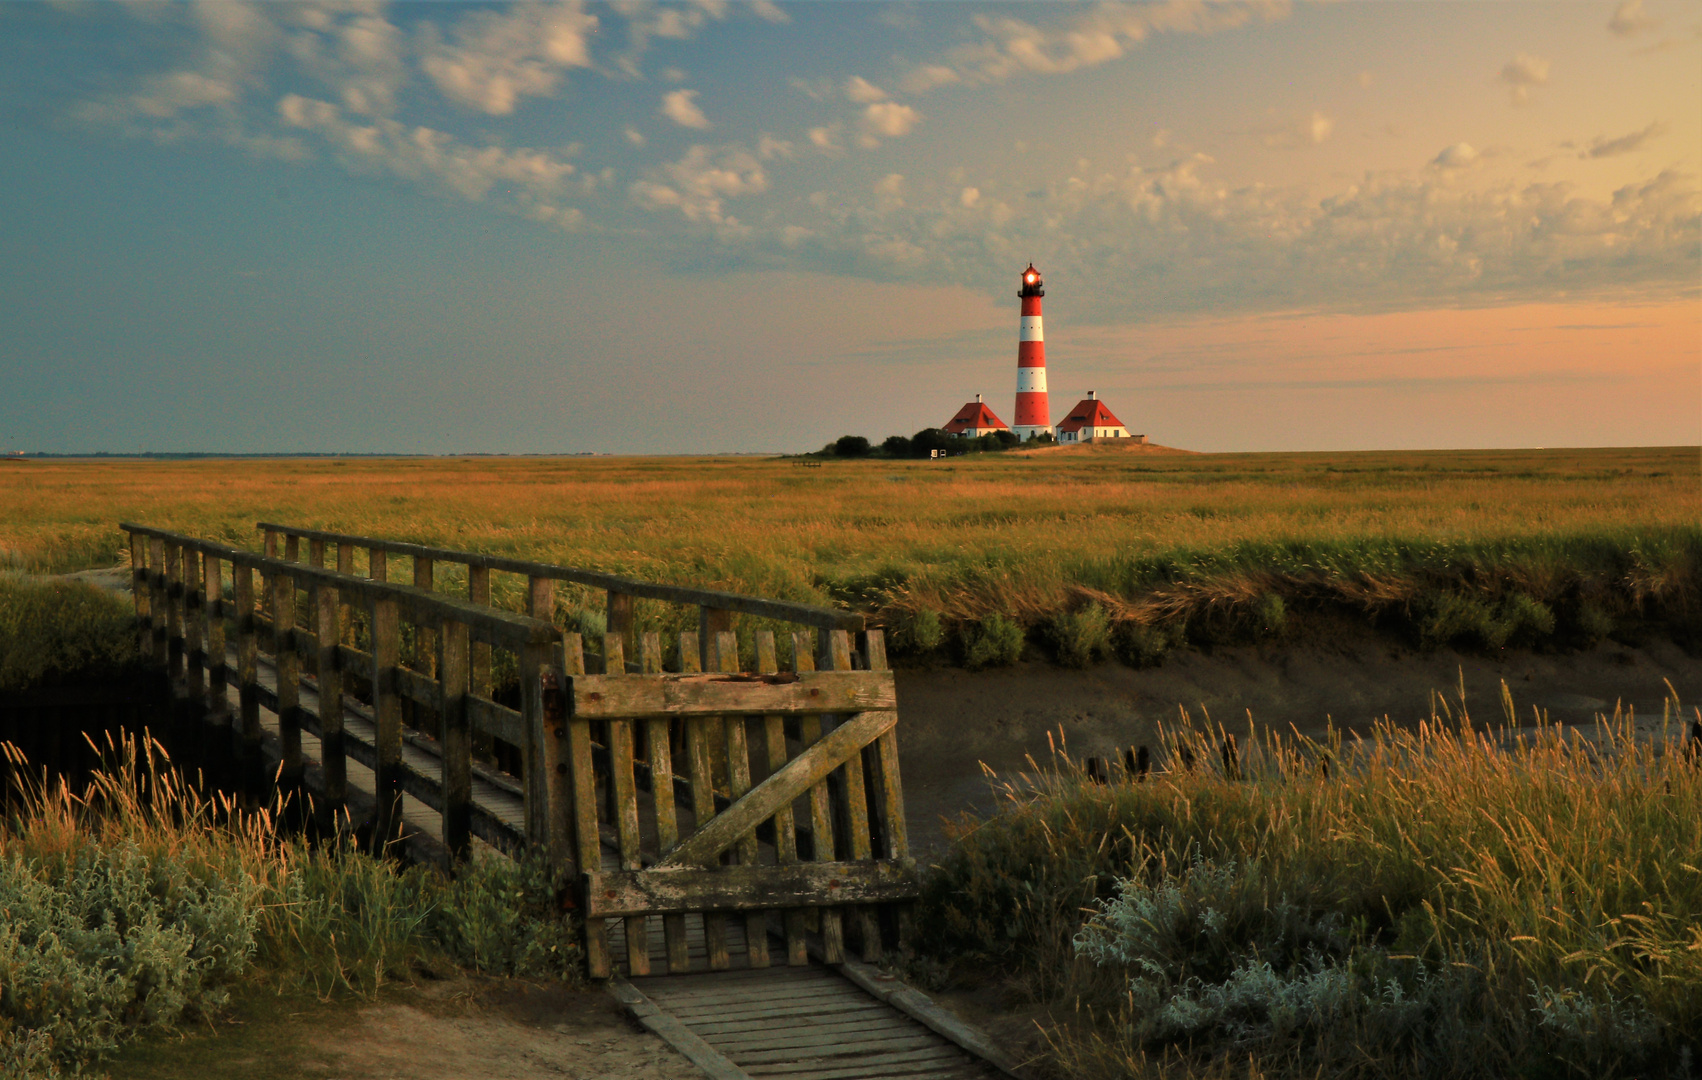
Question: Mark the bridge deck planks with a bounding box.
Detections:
[630,963,1000,1080]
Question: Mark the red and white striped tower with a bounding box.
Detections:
[1011,263,1052,440]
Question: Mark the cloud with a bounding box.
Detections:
[421,1,597,116]
[1264,110,1333,148]
[625,126,647,147]
[857,100,921,147]
[1581,121,1668,158]
[845,76,888,103]
[809,125,842,152]
[129,70,241,118]
[630,143,769,224]
[905,0,1289,89]
[1608,0,1659,36]
[749,0,790,24]
[1431,142,1479,169]
[661,88,711,129]
[1499,52,1549,104]
[275,93,581,223]
[282,6,407,116]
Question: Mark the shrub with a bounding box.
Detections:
[881,435,913,458]
[1049,604,1112,668]
[1113,621,1184,667]
[909,428,954,459]
[0,577,140,693]
[833,435,871,458]
[962,614,1024,669]
[890,608,944,655]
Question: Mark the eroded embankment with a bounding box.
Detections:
[891,629,1702,860]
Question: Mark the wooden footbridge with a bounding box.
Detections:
[120,522,1021,1080]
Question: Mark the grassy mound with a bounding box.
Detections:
[914,691,1701,1078]
[0,736,582,1078]
[0,577,141,694]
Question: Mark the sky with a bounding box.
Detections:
[0,0,1697,455]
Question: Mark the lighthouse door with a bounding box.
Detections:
[562,628,916,979]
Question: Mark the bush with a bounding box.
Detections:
[1113,621,1184,667]
[910,428,954,459]
[833,435,870,458]
[0,577,140,693]
[881,435,913,458]
[1049,604,1112,668]
[890,608,944,655]
[962,614,1024,669]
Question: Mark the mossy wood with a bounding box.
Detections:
[122,521,911,983]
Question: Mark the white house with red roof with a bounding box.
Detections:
[942,395,1010,437]
[1055,391,1142,443]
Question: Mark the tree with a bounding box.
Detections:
[881,434,913,457]
[834,435,871,457]
[910,428,954,458]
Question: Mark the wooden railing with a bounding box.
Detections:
[122,522,561,858]
[254,522,863,674]
[123,521,914,973]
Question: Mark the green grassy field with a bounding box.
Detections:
[3,445,1698,664]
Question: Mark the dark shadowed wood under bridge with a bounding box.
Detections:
[120,521,1019,1080]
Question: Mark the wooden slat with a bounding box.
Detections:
[638,631,690,974]
[549,634,586,870]
[568,671,895,720]
[336,542,355,646]
[165,542,183,677]
[825,629,881,963]
[204,555,227,720]
[584,861,919,918]
[699,606,733,671]
[520,640,552,848]
[718,631,768,970]
[655,710,896,871]
[792,630,842,964]
[182,547,204,708]
[757,631,809,966]
[606,635,647,976]
[568,637,608,979]
[234,563,260,760]
[467,564,492,761]
[468,696,524,747]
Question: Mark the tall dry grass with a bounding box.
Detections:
[0,733,580,1077]
[916,687,1702,1078]
[3,448,1697,660]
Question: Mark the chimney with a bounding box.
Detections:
[976,393,982,403]
[1088,389,1097,400]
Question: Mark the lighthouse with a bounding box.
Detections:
[1011,263,1052,441]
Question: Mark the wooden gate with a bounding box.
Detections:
[564,627,916,978]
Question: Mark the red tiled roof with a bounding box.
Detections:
[1055,398,1126,434]
[943,401,1009,434]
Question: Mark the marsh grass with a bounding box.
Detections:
[2,449,1696,666]
[916,688,1702,1078]
[0,577,141,693]
[0,733,580,1077]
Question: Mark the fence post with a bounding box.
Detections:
[272,567,302,786]
[369,546,387,583]
[370,596,403,853]
[439,616,471,862]
[607,590,635,669]
[527,575,554,623]
[128,532,152,657]
[413,555,436,676]
[316,582,345,817]
[182,547,204,713]
[698,606,732,671]
[204,554,226,719]
[550,634,585,870]
[233,562,262,796]
[164,541,183,678]
[335,542,355,645]
[468,565,492,762]
[520,639,553,849]
[148,538,167,668]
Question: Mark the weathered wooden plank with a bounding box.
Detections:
[567,646,608,979]
[392,665,441,711]
[439,617,472,862]
[569,671,895,720]
[164,542,183,677]
[519,640,552,848]
[335,542,355,646]
[584,861,919,918]
[128,532,152,658]
[468,696,524,747]
[547,634,585,871]
[413,555,438,683]
[655,710,896,870]
[611,713,648,976]
[316,583,345,808]
[148,538,168,667]
[636,632,689,975]
[607,979,753,1080]
[234,563,260,756]
[756,630,809,967]
[204,554,227,720]
[607,590,636,667]
[181,547,204,708]
[793,629,842,965]
[467,564,492,752]
[370,596,404,852]
[836,959,1021,1078]
[272,568,302,783]
[698,606,733,671]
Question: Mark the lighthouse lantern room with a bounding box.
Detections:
[1011,263,1052,441]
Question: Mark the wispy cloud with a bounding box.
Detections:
[1580,121,1668,158]
[1499,52,1550,104]
[661,88,712,129]
[420,1,597,116]
[1608,0,1659,36]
